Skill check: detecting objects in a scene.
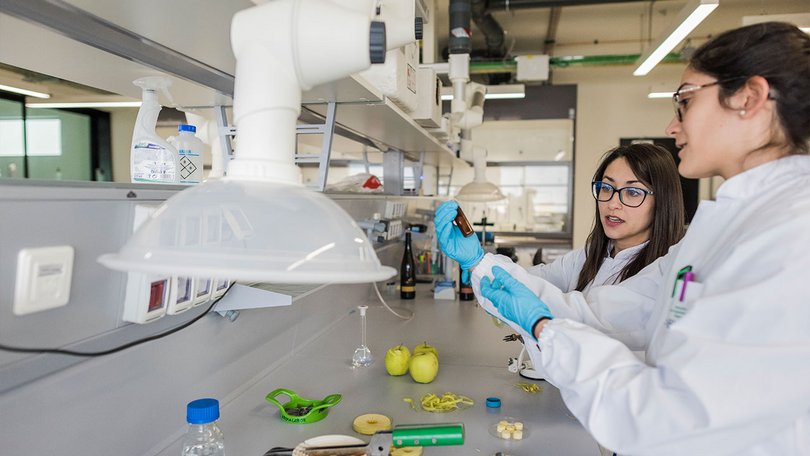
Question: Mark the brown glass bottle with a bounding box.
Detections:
[400,231,416,299]
[454,204,475,237]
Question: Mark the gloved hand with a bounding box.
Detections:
[480,266,553,337]
[434,201,484,271]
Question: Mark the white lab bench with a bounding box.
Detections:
[157,286,600,456]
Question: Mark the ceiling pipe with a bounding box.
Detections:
[471,0,505,58]
[486,0,648,9]
[463,52,685,74]
[542,6,562,56]
[448,0,472,118]
[448,0,472,55]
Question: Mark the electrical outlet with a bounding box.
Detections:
[13,246,74,316]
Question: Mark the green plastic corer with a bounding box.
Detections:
[265,388,342,424]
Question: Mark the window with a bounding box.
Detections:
[443,163,571,234]
[1,90,111,181]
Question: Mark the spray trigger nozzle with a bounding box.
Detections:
[133,76,176,107]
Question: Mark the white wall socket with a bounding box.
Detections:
[13,246,74,316]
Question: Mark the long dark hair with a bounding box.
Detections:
[575,144,685,291]
[690,22,810,155]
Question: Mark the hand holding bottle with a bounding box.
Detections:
[434,201,484,271]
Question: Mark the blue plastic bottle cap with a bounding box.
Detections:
[178,124,197,133]
[186,398,220,424]
[485,397,501,408]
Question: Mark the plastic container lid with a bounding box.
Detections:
[485,397,501,408]
[186,398,220,424]
[178,124,197,133]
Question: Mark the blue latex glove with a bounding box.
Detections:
[480,266,553,337]
[434,201,484,272]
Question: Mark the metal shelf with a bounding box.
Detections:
[304,75,466,169]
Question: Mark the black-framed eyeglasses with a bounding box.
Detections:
[672,77,747,122]
[591,181,653,208]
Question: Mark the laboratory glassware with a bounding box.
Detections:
[352,305,374,367]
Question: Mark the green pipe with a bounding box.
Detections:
[469,53,684,74]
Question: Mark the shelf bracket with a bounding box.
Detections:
[439,165,454,196]
[296,101,337,191]
[413,151,425,196]
[214,106,235,177]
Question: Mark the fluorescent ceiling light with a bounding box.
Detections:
[0,83,51,99]
[27,101,142,109]
[648,91,675,99]
[441,84,525,101]
[634,0,718,76]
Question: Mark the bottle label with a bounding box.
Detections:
[179,155,201,183]
[401,285,416,292]
[132,141,177,183]
[178,148,200,157]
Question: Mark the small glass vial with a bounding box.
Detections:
[182,398,224,456]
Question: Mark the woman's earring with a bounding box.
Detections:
[739,110,747,116]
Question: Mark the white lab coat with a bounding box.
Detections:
[527,241,648,293]
[471,155,810,456]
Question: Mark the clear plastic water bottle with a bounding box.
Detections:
[182,398,224,456]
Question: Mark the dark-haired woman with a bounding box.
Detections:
[527,143,684,295]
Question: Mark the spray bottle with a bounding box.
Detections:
[130,76,179,183]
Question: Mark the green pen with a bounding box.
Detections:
[671,265,693,297]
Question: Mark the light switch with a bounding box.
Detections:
[13,246,74,316]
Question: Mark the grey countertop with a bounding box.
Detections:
[175,287,599,456]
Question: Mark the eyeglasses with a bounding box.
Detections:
[592,181,653,208]
[671,77,746,122]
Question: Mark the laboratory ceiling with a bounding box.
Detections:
[0,1,807,101]
[429,0,808,83]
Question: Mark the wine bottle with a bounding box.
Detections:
[400,231,416,299]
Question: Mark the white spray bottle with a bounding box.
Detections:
[130,76,179,183]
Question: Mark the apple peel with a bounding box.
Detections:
[404,392,474,413]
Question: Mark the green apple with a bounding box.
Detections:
[409,351,439,383]
[413,341,438,359]
[385,344,411,376]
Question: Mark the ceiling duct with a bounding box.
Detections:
[471,0,505,58]
[486,0,648,9]
[460,0,648,84]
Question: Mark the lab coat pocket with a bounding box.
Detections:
[665,279,705,328]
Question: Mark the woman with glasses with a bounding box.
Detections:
[435,143,684,298]
[464,22,810,456]
[572,143,684,294]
